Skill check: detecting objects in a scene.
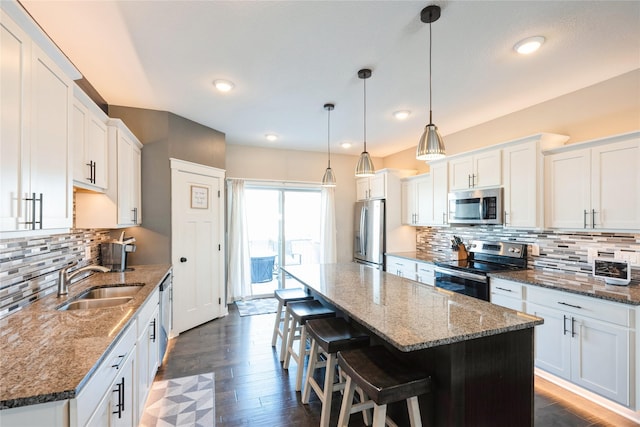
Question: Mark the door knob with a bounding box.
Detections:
[180,257,187,263]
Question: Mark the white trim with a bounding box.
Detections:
[535,368,640,424]
[226,177,320,189]
[170,158,225,177]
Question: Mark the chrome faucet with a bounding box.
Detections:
[58,263,111,297]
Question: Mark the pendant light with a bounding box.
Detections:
[416,5,446,161]
[355,68,375,177]
[321,103,336,187]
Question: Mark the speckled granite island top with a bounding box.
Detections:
[282,263,542,352]
[0,264,171,409]
[490,269,640,306]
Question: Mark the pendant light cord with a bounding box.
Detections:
[429,12,433,125]
[327,107,331,168]
[363,77,367,152]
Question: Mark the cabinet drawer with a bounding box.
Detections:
[416,262,435,286]
[137,287,159,337]
[386,257,416,279]
[72,321,136,427]
[526,285,632,327]
[491,278,523,299]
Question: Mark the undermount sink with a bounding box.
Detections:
[58,296,133,311]
[56,284,144,311]
[78,285,143,299]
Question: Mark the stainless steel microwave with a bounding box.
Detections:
[448,187,503,225]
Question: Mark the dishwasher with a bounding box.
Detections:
[159,271,172,365]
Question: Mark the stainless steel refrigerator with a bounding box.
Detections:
[353,199,385,269]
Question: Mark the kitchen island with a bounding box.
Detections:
[283,263,543,426]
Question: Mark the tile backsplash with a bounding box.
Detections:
[0,230,111,318]
[416,226,640,283]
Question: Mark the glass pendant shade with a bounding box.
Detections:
[321,167,336,187]
[416,123,446,161]
[355,151,375,177]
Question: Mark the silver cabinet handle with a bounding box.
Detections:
[558,301,582,309]
[583,209,588,228]
[563,315,569,336]
[504,211,509,226]
[591,209,597,228]
[494,287,512,292]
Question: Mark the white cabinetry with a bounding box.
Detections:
[72,322,137,427]
[1,6,79,234]
[545,132,640,230]
[402,174,432,226]
[386,256,416,280]
[448,149,501,190]
[72,84,108,191]
[75,119,143,228]
[527,285,632,406]
[490,278,524,311]
[356,174,386,201]
[502,133,569,229]
[416,261,435,286]
[136,288,160,421]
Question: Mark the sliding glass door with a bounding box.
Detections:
[245,186,321,296]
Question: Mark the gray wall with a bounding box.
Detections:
[108,106,225,265]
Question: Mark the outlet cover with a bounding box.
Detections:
[531,244,540,256]
[587,248,598,263]
[85,246,92,259]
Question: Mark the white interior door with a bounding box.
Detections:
[171,159,225,334]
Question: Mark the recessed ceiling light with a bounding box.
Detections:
[513,36,545,55]
[265,133,278,142]
[341,142,352,149]
[213,79,235,92]
[393,110,411,120]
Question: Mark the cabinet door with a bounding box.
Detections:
[0,12,28,231]
[591,139,640,230]
[415,175,433,225]
[448,155,474,191]
[527,302,571,380]
[29,44,73,229]
[136,304,159,421]
[416,262,434,286]
[473,149,501,188]
[112,351,135,427]
[503,142,538,228]
[401,180,416,225]
[571,316,630,405]
[356,178,369,201]
[386,256,416,279]
[131,144,142,225]
[72,100,90,185]
[117,132,134,226]
[368,174,386,199]
[87,113,109,189]
[431,162,448,225]
[545,149,590,229]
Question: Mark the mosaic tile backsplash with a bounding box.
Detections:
[0,230,112,318]
[416,226,640,283]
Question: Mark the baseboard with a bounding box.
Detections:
[535,368,640,424]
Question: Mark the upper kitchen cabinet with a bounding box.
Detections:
[72,84,108,191]
[76,119,143,229]
[448,148,501,191]
[401,161,448,227]
[545,131,640,231]
[1,4,80,235]
[356,169,415,201]
[502,133,569,229]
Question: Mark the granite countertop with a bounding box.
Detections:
[0,264,172,409]
[385,251,443,264]
[490,269,640,306]
[282,263,542,352]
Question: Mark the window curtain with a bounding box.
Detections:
[320,186,337,263]
[226,179,252,301]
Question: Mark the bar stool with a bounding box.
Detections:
[337,346,433,427]
[301,317,370,427]
[283,300,336,391]
[271,288,314,361]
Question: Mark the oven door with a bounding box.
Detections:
[435,267,489,301]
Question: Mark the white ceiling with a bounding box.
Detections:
[20,0,640,157]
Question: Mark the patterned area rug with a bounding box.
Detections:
[235,297,278,316]
[139,373,215,427]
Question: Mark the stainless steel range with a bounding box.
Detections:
[434,240,527,301]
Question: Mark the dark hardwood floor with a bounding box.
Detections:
[155,303,635,427]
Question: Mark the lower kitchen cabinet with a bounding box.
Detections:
[490,278,525,311]
[136,289,160,422]
[416,261,435,286]
[385,256,416,280]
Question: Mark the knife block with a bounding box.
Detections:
[451,244,468,261]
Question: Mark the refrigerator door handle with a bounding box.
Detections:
[360,206,367,255]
